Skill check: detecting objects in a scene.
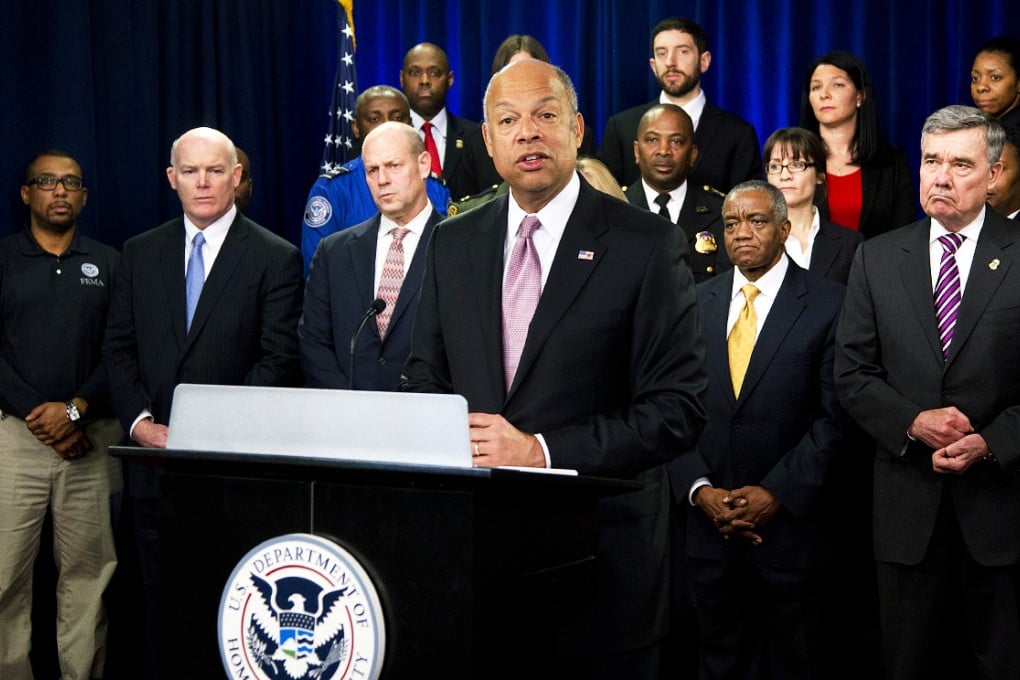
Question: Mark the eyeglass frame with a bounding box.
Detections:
[26,175,86,192]
[764,161,815,175]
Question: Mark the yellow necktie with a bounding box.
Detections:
[728,284,760,397]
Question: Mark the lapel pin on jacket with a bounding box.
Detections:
[989,258,1000,271]
[577,250,594,261]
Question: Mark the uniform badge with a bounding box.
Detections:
[455,139,464,149]
[694,231,718,254]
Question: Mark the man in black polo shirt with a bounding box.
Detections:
[0,149,122,679]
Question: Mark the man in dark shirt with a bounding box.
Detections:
[0,150,122,679]
[598,17,761,192]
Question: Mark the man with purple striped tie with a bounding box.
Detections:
[835,105,1020,680]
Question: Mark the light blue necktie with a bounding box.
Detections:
[185,231,206,332]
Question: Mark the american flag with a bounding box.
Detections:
[320,0,358,173]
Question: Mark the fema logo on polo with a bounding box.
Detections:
[218,533,385,680]
[304,196,333,228]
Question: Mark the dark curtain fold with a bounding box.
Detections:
[2,1,1017,249]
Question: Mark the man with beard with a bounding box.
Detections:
[625,103,730,283]
[400,42,479,202]
[0,150,122,679]
[598,17,761,192]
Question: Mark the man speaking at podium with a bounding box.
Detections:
[300,122,442,390]
[401,59,707,678]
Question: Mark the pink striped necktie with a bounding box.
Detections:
[375,227,410,338]
[934,232,964,358]
[503,215,542,390]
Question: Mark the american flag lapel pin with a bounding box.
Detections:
[577,250,595,261]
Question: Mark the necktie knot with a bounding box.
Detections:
[741,283,760,304]
[421,121,433,134]
[193,231,206,249]
[391,227,410,245]
[938,232,964,254]
[654,193,671,209]
[518,215,541,240]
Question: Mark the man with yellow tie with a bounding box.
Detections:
[669,180,850,679]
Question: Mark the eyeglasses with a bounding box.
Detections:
[28,175,85,191]
[765,161,814,175]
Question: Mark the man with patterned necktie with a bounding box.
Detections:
[401,58,707,678]
[836,105,1020,680]
[300,121,442,390]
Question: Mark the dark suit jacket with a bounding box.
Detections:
[835,211,1020,567]
[105,212,303,461]
[819,145,916,239]
[439,113,479,204]
[401,179,708,651]
[804,217,862,285]
[599,99,762,192]
[673,262,848,567]
[299,209,440,390]
[626,179,731,283]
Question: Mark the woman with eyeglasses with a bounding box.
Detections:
[800,51,915,238]
[764,127,861,284]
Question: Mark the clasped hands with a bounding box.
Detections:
[907,406,988,475]
[25,401,93,461]
[695,485,780,545]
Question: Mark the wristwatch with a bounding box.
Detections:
[65,401,81,422]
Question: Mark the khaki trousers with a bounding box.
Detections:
[0,415,122,680]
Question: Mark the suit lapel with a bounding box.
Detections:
[160,221,188,346]
[858,164,879,231]
[443,116,466,188]
[348,217,380,338]
[385,211,441,341]
[470,199,512,398]
[507,184,606,399]
[183,214,248,353]
[737,265,807,405]
[898,219,945,363]
[809,223,840,279]
[946,212,1014,365]
[702,273,737,408]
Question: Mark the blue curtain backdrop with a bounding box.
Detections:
[2,0,1017,249]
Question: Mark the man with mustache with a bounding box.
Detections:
[400,42,478,202]
[598,17,761,192]
[1,150,122,679]
[625,103,730,283]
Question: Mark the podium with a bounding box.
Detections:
[111,447,636,678]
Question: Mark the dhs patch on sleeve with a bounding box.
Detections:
[218,533,385,680]
[304,196,333,228]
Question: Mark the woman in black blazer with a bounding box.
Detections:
[764,127,861,284]
[800,51,916,238]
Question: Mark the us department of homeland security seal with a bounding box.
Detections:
[303,196,333,228]
[218,533,385,680]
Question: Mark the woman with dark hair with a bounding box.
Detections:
[764,127,861,283]
[971,36,1020,128]
[800,50,915,238]
[490,34,550,75]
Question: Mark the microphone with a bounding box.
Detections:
[349,298,386,389]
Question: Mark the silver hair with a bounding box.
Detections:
[482,60,579,126]
[362,121,426,156]
[169,127,238,167]
[725,180,789,224]
[921,105,1005,166]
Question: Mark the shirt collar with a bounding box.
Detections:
[378,201,433,241]
[660,88,707,128]
[411,108,448,138]
[930,207,985,246]
[184,204,237,248]
[507,173,581,242]
[641,178,688,212]
[19,226,87,257]
[731,252,790,301]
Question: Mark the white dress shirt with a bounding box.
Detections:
[410,108,448,171]
[641,179,688,224]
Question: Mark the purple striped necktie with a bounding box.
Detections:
[503,215,542,390]
[934,232,965,359]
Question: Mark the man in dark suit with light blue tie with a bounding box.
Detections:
[300,122,441,390]
[103,126,303,677]
[672,180,848,679]
[835,106,1020,679]
[401,59,706,678]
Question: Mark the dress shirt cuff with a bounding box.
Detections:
[129,409,154,440]
[689,478,712,506]
[534,433,551,468]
